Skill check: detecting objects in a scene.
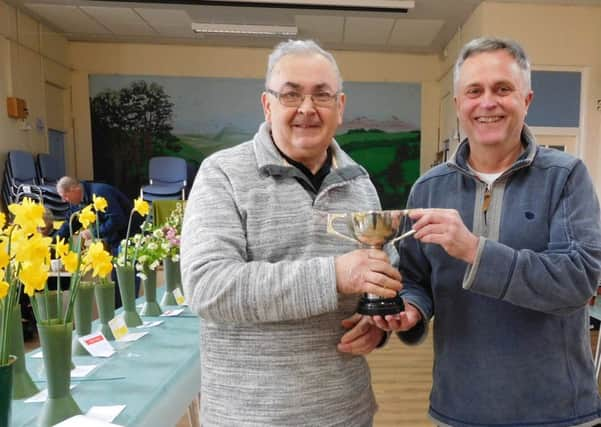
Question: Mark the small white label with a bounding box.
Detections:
[160,308,184,317]
[78,332,115,358]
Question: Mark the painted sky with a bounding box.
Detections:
[89,75,421,135]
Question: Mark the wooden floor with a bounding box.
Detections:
[367,332,434,427]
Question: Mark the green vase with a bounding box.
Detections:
[34,291,62,322]
[161,258,181,307]
[34,292,74,370]
[36,320,82,427]
[94,281,115,341]
[0,356,16,427]
[5,305,38,399]
[140,267,162,316]
[72,282,94,356]
[115,265,143,327]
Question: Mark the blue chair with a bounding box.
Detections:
[2,150,68,218]
[140,156,187,201]
[37,153,64,184]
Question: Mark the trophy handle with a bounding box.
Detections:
[327,213,358,244]
[389,229,416,245]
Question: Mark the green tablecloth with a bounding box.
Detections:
[11,297,201,427]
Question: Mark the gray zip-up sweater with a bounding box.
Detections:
[181,122,381,426]
[399,126,601,426]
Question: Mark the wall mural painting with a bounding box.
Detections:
[89,75,421,209]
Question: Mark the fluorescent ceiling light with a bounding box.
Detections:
[107,0,414,13]
[192,22,298,36]
[194,0,415,10]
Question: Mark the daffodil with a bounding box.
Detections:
[13,233,51,264]
[82,241,113,278]
[54,237,70,259]
[53,220,64,230]
[122,197,150,268]
[19,262,49,296]
[93,195,108,213]
[61,251,79,274]
[0,240,8,270]
[0,279,8,299]
[0,212,5,230]
[78,205,96,229]
[8,197,45,235]
[134,197,149,217]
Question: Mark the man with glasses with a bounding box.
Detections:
[181,40,401,426]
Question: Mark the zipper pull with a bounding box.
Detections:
[482,184,491,225]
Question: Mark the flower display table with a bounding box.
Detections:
[11,293,201,427]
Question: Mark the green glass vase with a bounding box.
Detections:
[72,282,94,356]
[36,320,82,427]
[161,258,181,307]
[115,265,143,327]
[94,281,115,341]
[140,267,162,316]
[5,305,38,399]
[0,356,16,427]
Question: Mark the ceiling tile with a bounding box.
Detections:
[295,15,344,43]
[24,4,110,34]
[344,16,394,45]
[135,8,195,37]
[80,6,155,36]
[389,18,444,47]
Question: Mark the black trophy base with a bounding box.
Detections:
[357,294,404,316]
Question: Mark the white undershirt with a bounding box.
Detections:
[467,164,503,186]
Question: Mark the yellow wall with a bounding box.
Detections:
[68,42,441,179]
[0,0,72,211]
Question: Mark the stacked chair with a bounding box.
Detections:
[1,150,69,219]
[140,156,188,202]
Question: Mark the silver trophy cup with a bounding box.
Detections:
[327,210,415,316]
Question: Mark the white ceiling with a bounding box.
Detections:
[7,0,601,53]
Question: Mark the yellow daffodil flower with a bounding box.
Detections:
[93,195,108,213]
[0,241,8,270]
[54,237,70,259]
[61,251,79,273]
[0,212,6,230]
[78,205,96,229]
[19,262,49,296]
[133,197,149,217]
[83,242,113,278]
[13,233,52,264]
[0,280,8,299]
[8,197,45,235]
[52,220,64,231]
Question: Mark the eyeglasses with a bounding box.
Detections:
[266,89,340,108]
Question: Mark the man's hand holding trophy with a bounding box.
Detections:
[328,210,415,316]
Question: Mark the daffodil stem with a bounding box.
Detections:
[95,212,100,240]
[30,297,41,328]
[43,285,49,322]
[64,235,83,324]
[57,270,63,318]
[123,209,136,266]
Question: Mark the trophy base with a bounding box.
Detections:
[357,294,404,316]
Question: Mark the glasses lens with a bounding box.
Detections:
[312,93,336,107]
[279,92,303,106]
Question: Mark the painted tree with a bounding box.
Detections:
[90,81,176,197]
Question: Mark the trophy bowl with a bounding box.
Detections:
[327,210,415,316]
